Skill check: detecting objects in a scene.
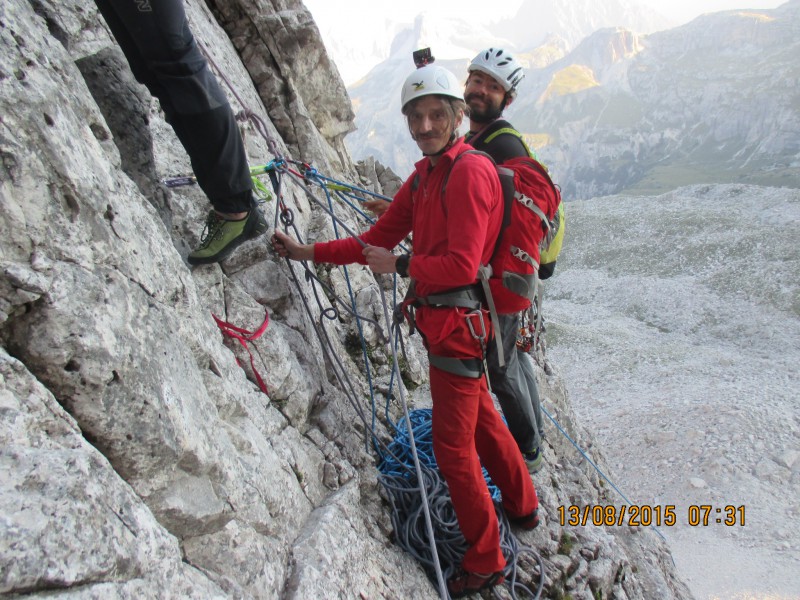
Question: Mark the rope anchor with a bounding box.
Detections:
[212,311,270,395]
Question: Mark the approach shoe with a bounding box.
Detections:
[523,447,543,473]
[250,202,269,237]
[447,569,505,598]
[188,206,266,265]
[509,508,540,531]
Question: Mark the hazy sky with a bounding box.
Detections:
[304,0,785,29]
[303,0,787,83]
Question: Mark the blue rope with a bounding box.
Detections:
[271,165,395,461]
[297,165,409,460]
[377,410,544,599]
[540,402,668,543]
[314,171,394,202]
[328,188,409,254]
[313,175,383,454]
[332,188,379,224]
[378,408,501,502]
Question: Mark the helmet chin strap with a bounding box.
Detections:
[470,112,499,125]
[500,93,511,112]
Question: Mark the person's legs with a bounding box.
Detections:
[96,0,252,212]
[431,366,505,574]
[95,1,263,264]
[473,388,539,521]
[429,318,539,597]
[424,308,508,576]
[486,313,540,455]
[519,349,545,441]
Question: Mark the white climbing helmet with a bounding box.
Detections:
[400,64,463,112]
[468,47,524,93]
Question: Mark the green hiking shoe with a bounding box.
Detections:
[188,205,267,265]
[523,447,543,473]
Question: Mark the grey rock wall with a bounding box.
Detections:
[0,1,692,598]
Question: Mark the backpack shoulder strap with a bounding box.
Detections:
[467,119,513,147]
[413,149,496,194]
[484,127,537,160]
[441,149,495,194]
[483,127,519,145]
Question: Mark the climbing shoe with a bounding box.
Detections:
[447,569,505,598]
[509,508,540,530]
[188,205,267,265]
[523,447,543,473]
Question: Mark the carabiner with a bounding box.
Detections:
[464,309,487,343]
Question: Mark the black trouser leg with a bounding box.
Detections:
[94,0,252,213]
[486,313,541,453]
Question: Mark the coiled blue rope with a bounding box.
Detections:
[378,408,501,502]
[378,409,544,599]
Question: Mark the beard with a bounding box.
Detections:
[465,93,504,124]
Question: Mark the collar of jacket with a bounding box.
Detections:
[413,136,468,184]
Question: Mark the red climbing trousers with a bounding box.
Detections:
[419,305,539,574]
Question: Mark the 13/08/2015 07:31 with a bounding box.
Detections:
[556,504,746,527]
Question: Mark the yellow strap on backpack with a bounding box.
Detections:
[540,202,565,265]
[484,127,538,161]
[484,126,565,267]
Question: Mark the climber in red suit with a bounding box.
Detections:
[272,60,539,598]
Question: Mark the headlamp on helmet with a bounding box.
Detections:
[401,48,463,113]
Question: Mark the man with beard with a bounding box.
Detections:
[273,60,540,598]
[463,48,547,474]
[364,49,550,473]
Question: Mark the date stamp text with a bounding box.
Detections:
[556,504,746,527]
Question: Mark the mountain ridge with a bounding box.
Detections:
[346,1,799,197]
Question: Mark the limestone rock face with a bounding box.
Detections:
[0,348,227,598]
[0,1,691,598]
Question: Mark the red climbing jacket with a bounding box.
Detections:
[314,137,502,305]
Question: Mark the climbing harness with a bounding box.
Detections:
[404,284,496,385]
